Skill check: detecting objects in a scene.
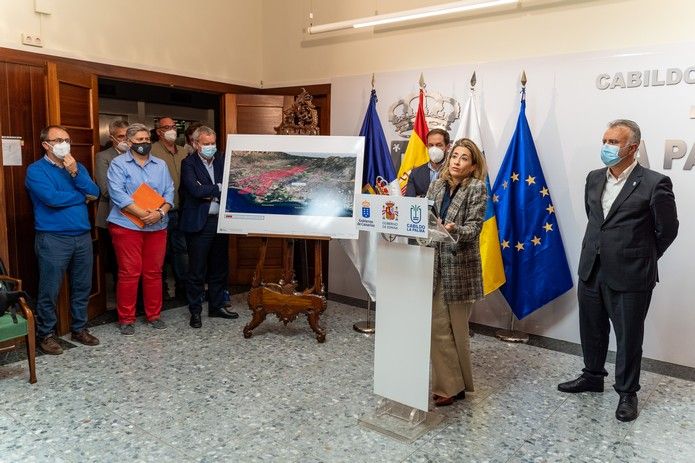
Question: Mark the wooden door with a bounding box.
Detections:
[0,60,48,299]
[46,63,106,331]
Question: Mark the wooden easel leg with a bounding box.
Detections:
[243,304,267,339]
[308,308,326,343]
[250,238,269,288]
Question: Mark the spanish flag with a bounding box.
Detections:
[397,86,430,193]
[454,87,506,295]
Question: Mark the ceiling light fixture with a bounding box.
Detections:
[307,0,519,35]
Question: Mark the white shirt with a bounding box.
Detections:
[601,158,638,217]
[428,162,441,184]
[199,154,220,215]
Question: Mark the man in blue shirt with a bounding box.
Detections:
[25,125,101,355]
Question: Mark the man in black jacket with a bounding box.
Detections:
[405,128,449,197]
[178,126,238,328]
[558,119,679,422]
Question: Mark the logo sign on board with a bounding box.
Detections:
[356,194,428,238]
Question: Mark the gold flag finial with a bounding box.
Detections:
[470,71,477,89]
[371,73,375,89]
[521,70,527,87]
[419,73,426,89]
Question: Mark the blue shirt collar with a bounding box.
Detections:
[125,150,161,165]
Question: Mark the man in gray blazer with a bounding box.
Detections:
[95,119,129,284]
[558,119,678,422]
[405,128,450,197]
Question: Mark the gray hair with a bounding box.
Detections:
[40,125,68,142]
[108,119,129,135]
[608,119,641,145]
[191,126,216,143]
[126,123,150,140]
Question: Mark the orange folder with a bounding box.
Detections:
[123,182,166,228]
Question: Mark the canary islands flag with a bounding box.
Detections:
[454,90,505,295]
[397,87,430,192]
[341,88,397,301]
[491,90,573,319]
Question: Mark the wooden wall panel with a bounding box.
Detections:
[0,61,47,295]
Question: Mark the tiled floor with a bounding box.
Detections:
[1,294,693,462]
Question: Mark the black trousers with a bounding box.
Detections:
[578,256,652,394]
[185,216,229,315]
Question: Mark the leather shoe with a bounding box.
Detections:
[71,329,100,346]
[558,376,604,393]
[39,335,64,355]
[433,394,455,407]
[189,313,202,328]
[616,393,638,422]
[209,307,239,319]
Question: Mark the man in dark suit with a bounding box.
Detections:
[405,128,450,197]
[179,126,238,328]
[558,119,678,422]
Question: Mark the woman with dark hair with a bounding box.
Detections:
[426,138,488,406]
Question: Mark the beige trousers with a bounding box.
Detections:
[431,282,475,397]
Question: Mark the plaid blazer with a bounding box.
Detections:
[426,177,487,304]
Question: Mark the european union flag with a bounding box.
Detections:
[492,90,573,319]
[360,89,396,188]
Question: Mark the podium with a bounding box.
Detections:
[355,196,452,442]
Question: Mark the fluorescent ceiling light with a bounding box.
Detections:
[307,0,518,35]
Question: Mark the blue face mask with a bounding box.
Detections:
[200,145,216,159]
[600,144,621,167]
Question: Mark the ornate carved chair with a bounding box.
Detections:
[0,274,37,384]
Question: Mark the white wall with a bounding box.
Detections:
[329,42,695,368]
[262,0,695,87]
[0,0,263,86]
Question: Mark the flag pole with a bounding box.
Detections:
[495,70,531,344]
[353,73,378,335]
[353,298,375,334]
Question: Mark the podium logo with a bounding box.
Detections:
[410,205,422,224]
[361,200,371,219]
[382,201,398,221]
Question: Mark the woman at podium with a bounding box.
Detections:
[426,138,487,407]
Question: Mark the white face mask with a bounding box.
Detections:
[163,129,177,142]
[428,146,445,164]
[52,141,71,159]
[115,140,129,152]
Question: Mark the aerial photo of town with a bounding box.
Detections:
[226,150,357,217]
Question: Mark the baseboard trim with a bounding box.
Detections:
[327,293,694,382]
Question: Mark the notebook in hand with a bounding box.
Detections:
[123,182,166,228]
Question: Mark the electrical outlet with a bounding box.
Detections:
[21,33,44,47]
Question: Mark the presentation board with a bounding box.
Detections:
[218,134,364,239]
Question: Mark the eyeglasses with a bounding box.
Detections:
[46,138,71,144]
[159,125,176,131]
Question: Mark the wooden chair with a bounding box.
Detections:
[0,275,37,384]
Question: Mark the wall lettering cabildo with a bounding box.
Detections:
[596,66,695,171]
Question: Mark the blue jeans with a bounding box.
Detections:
[165,210,188,291]
[34,232,93,338]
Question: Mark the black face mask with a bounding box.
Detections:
[131,142,152,156]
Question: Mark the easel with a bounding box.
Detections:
[242,88,328,342]
[243,236,327,342]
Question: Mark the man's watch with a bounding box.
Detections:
[69,170,78,178]
[156,208,165,220]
